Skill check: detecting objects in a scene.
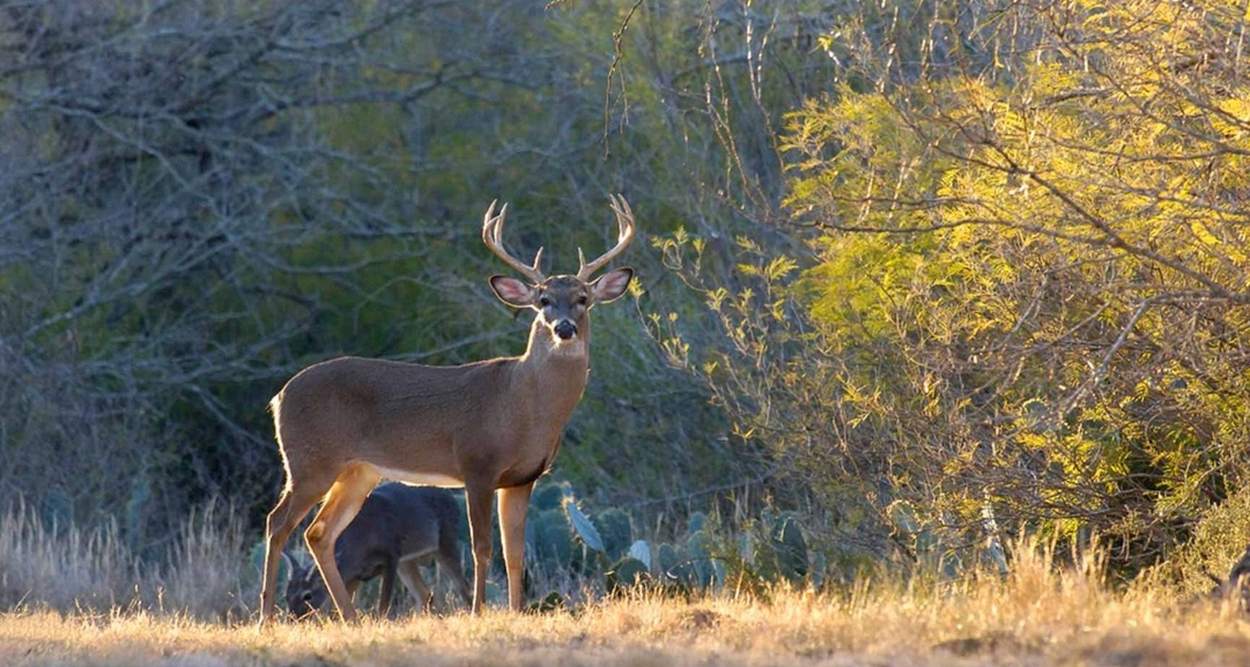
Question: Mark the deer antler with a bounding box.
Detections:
[482,199,545,283]
[576,194,636,281]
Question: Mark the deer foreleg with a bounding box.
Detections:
[464,481,495,614]
[498,483,533,612]
[435,549,472,608]
[397,559,434,613]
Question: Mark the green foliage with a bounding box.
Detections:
[1,0,760,542]
[243,539,289,599]
[652,0,1250,576]
[17,0,1249,593]
[1154,486,1250,597]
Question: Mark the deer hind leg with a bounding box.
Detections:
[396,558,434,613]
[498,483,533,612]
[304,463,379,622]
[259,484,324,625]
[376,564,396,618]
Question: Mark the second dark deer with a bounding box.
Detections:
[285,483,471,618]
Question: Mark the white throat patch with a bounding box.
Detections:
[550,337,587,356]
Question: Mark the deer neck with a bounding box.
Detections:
[514,315,590,415]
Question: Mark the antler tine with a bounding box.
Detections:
[577,193,637,281]
[482,200,545,283]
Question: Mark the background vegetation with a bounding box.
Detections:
[4,0,1250,619]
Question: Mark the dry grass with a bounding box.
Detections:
[0,503,250,619]
[5,541,1250,666]
[0,503,137,612]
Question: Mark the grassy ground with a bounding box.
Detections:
[3,505,1246,666]
[6,546,1250,667]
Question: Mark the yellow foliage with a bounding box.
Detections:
[780,0,1250,548]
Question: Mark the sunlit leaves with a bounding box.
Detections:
[772,0,1250,562]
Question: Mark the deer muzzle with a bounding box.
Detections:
[554,320,577,340]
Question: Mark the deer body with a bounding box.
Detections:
[273,333,587,492]
[286,483,471,618]
[259,197,635,624]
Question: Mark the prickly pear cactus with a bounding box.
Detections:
[772,515,808,582]
[528,508,575,570]
[606,557,649,594]
[628,540,652,570]
[686,528,720,588]
[529,590,567,613]
[657,542,682,577]
[532,480,572,512]
[563,497,604,553]
[810,551,829,589]
[688,511,707,533]
[655,540,697,594]
[593,508,632,560]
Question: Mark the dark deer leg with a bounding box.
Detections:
[377,565,396,617]
[397,559,434,613]
[436,549,472,608]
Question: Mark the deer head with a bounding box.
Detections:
[483,195,635,351]
[284,554,327,619]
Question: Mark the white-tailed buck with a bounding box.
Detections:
[259,195,636,623]
[285,483,471,618]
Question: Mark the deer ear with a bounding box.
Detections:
[294,552,314,577]
[490,275,538,308]
[590,267,634,304]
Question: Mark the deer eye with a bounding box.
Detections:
[539,296,551,307]
[576,296,588,306]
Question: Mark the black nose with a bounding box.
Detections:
[554,320,577,340]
